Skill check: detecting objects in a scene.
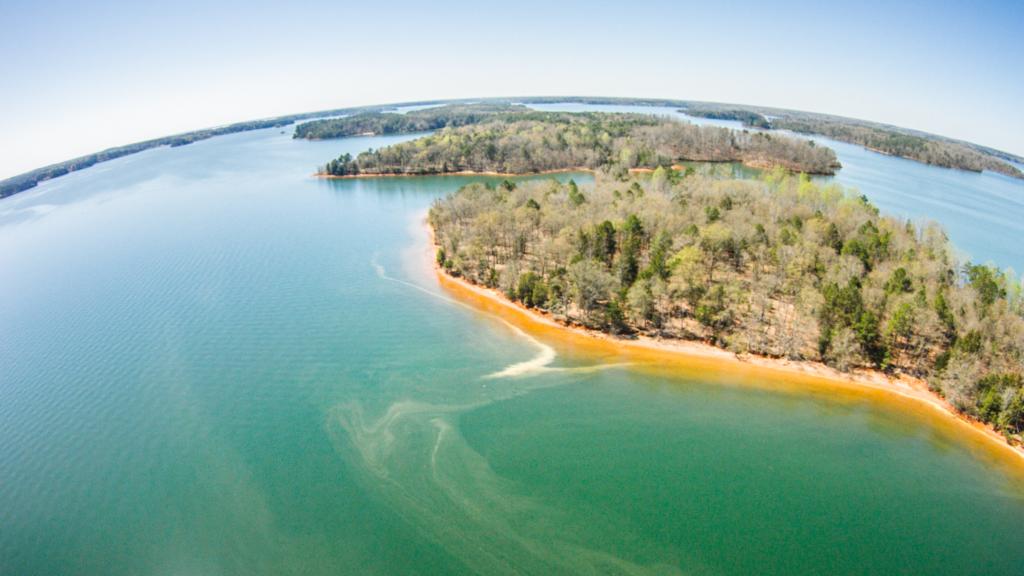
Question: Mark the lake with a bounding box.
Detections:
[2,113,1023,575]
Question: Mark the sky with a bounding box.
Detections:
[0,0,1022,180]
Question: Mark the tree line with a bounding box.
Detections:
[319,111,841,177]
[683,105,1024,179]
[0,104,410,199]
[7,96,1020,200]
[294,103,524,139]
[429,168,1024,442]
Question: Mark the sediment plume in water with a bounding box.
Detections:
[323,257,669,573]
[371,254,624,379]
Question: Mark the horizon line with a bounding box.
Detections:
[2,95,1021,196]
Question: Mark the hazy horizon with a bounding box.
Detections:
[1,0,1022,180]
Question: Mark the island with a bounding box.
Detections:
[428,168,1024,447]
[293,103,519,139]
[682,103,1024,179]
[313,105,841,177]
[0,101,439,198]
[6,96,1022,199]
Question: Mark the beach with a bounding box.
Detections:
[425,220,1024,466]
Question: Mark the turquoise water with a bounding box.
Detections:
[2,121,1024,575]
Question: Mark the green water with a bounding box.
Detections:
[2,126,1023,575]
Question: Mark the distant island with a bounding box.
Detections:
[4,96,1022,199]
[430,169,1024,446]
[313,105,841,177]
[293,103,517,140]
[682,103,1024,179]
[0,101,442,198]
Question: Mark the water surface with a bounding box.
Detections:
[2,122,1023,575]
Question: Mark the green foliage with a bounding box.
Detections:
[430,169,1024,439]
[295,103,524,140]
[955,330,983,355]
[975,373,1024,427]
[937,291,958,336]
[854,311,886,367]
[705,206,721,223]
[964,263,1006,310]
[618,215,645,287]
[568,179,587,206]
[823,222,843,254]
[885,268,913,294]
[1001,391,1024,434]
[818,278,889,367]
[820,279,864,328]
[604,299,630,334]
[319,110,840,177]
[886,302,915,347]
[515,272,548,308]
[593,220,617,267]
[8,97,1022,202]
[694,285,729,333]
[642,231,674,281]
[841,239,871,270]
[766,113,1023,179]
[619,252,639,287]
[683,107,772,129]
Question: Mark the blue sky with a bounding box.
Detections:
[0,0,1021,179]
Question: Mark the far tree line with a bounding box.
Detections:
[317,107,841,177]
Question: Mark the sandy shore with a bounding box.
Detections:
[424,220,1024,467]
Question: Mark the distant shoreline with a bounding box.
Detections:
[8,95,1021,199]
[423,219,1024,466]
[315,168,593,180]
[314,161,786,180]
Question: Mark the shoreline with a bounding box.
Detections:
[315,168,593,180]
[313,160,836,181]
[424,220,1024,466]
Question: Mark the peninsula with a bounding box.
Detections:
[313,105,841,177]
[682,103,1024,179]
[429,169,1024,447]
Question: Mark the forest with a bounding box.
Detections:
[773,118,1023,178]
[683,104,1024,179]
[319,110,841,177]
[293,103,523,139]
[682,108,771,129]
[429,169,1024,442]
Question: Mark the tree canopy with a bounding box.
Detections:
[294,103,525,139]
[683,104,1024,179]
[430,168,1024,443]
[320,111,840,177]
